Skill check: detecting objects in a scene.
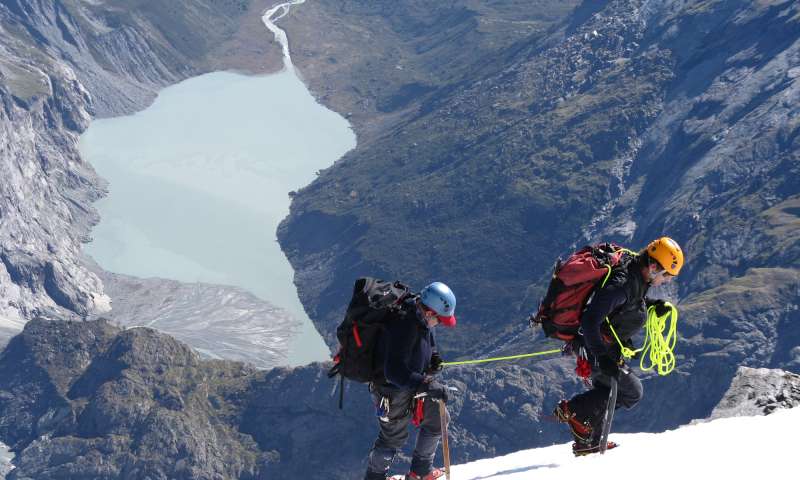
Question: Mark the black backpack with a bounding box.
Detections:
[328,278,412,395]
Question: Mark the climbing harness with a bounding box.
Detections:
[607,302,678,375]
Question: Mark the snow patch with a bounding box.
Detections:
[0,441,14,478]
[450,408,798,479]
[90,291,112,314]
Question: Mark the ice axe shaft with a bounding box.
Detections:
[599,375,618,454]
[438,400,451,480]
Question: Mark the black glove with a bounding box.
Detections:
[597,354,620,378]
[427,352,443,374]
[647,298,671,316]
[424,381,449,402]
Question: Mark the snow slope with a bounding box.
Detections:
[450,408,798,480]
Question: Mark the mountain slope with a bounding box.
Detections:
[0,0,797,477]
[277,0,800,431]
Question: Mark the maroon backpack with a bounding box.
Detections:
[532,243,630,341]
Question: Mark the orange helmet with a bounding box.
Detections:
[646,237,684,276]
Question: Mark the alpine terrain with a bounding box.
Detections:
[0,0,798,479]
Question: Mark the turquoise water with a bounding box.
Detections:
[80,70,355,366]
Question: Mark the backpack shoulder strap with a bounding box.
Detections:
[598,246,637,289]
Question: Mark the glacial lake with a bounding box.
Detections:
[80,70,355,366]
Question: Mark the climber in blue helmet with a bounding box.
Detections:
[364,281,457,480]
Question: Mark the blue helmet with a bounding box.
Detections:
[420,282,457,327]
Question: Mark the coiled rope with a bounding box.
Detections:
[607,302,678,376]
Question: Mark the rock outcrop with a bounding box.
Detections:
[709,366,800,419]
[0,319,263,480]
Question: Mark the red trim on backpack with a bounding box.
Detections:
[352,324,363,348]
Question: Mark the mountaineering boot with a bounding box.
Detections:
[407,467,445,480]
[554,400,593,443]
[572,441,619,456]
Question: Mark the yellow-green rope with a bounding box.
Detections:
[607,303,678,376]
[442,349,562,367]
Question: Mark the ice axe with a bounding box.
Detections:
[415,387,457,479]
[599,375,619,454]
[438,400,451,480]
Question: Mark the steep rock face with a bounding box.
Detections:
[0,0,279,345]
[0,55,105,334]
[279,0,583,134]
[278,0,800,431]
[709,366,800,419]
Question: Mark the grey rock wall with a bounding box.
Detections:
[0,56,106,334]
[709,366,800,419]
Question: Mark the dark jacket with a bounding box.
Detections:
[374,298,436,391]
[581,255,649,359]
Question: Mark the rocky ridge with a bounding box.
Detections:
[709,366,800,419]
[0,319,563,479]
[0,319,262,480]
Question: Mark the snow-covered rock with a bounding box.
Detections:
[709,366,800,419]
[0,441,13,479]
